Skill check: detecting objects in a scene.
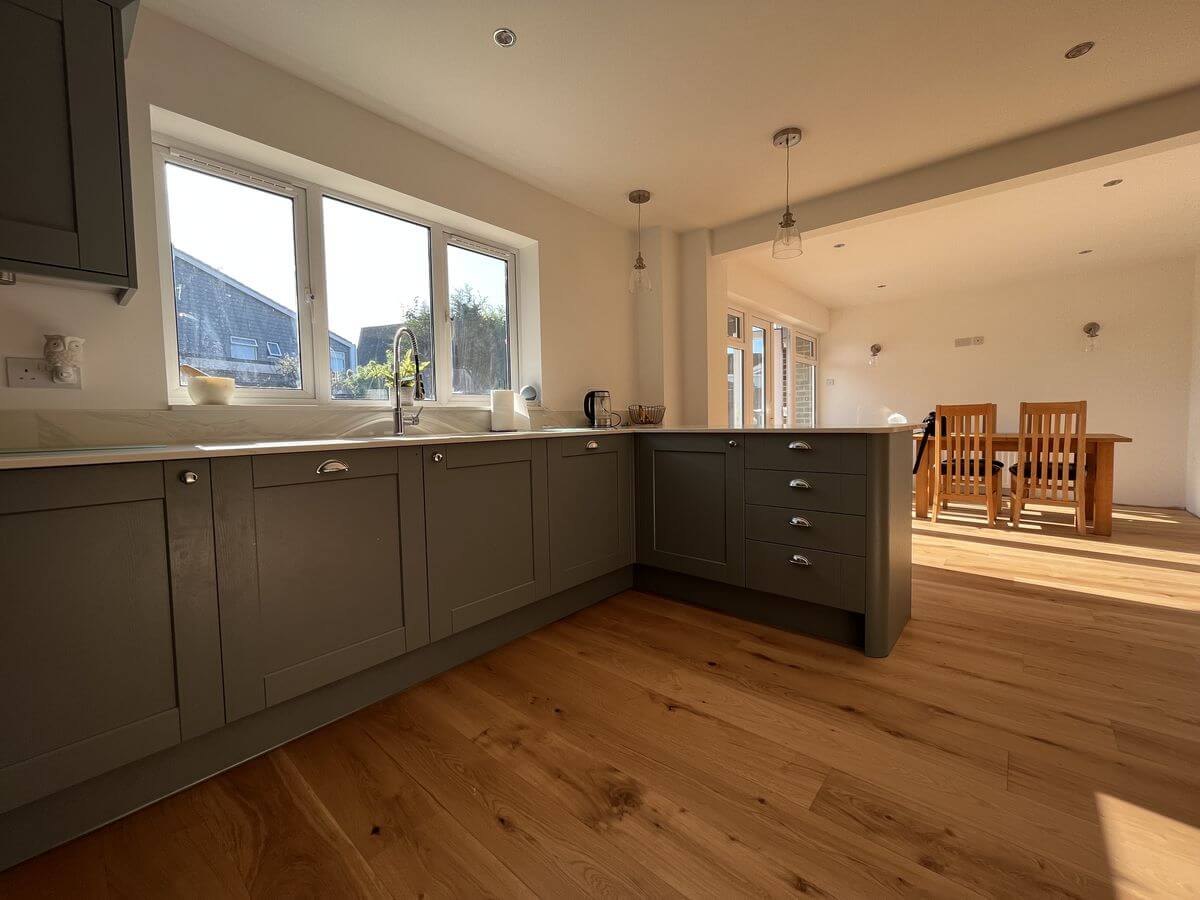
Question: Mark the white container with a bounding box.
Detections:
[186,375,236,405]
[490,389,530,432]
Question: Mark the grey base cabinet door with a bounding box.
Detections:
[424,440,551,641]
[636,434,745,585]
[0,460,223,814]
[212,448,429,721]
[547,434,633,593]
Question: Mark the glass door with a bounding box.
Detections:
[747,316,772,428]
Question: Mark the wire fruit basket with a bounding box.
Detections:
[627,404,666,426]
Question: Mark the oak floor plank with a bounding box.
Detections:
[811,771,1113,900]
[454,641,971,898]
[358,687,672,898]
[282,716,536,899]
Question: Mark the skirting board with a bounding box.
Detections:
[634,565,866,649]
[0,566,633,872]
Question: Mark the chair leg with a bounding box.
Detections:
[986,478,998,526]
[1075,490,1088,536]
[1010,478,1024,526]
[930,475,941,523]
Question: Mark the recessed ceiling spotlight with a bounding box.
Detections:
[1064,41,1094,59]
[1102,178,1123,187]
[1078,249,1093,255]
[493,27,517,47]
[833,242,846,248]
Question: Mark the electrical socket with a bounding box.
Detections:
[5,357,82,390]
[972,335,985,346]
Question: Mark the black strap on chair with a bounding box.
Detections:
[913,411,942,475]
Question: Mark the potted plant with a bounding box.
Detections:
[394,348,429,406]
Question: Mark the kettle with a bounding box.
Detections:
[584,390,622,428]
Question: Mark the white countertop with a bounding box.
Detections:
[0,424,914,470]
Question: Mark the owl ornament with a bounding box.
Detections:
[43,334,85,384]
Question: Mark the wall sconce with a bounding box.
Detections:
[1082,321,1101,353]
[867,343,882,367]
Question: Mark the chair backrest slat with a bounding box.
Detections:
[1017,401,1087,502]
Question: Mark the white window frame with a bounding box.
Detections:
[792,330,820,428]
[154,139,522,408]
[154,143,316,403]
[229,336,259,361]
[265,341,283,358]
[726,307,746,428]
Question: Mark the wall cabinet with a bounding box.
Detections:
[0,459,222,814]
[0,0,136,300]
[547,434,633,593]
[424,440,551,640]
[635,433,745,585]
[211,448,429,720]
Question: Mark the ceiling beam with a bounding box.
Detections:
[711,83,1200,258]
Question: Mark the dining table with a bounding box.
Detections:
[912,431,1133,535]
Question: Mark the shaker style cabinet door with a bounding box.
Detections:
[211,448,429,721]
[423,440,551,640]
[0,460,223,814]
[0,0,134,285]
[636,434,745,585]
[547,434,633,593]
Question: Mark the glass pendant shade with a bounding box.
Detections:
[772,210,803,259]
[629,254,652,294]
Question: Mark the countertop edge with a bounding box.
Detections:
[0,425,915,470]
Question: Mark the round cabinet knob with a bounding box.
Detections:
[432,452,444,463]
[179,471,199,485]
[728,440,739,448]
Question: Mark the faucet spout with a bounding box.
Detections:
[392,326,426,435]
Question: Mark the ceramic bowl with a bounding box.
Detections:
[186,375,236,405]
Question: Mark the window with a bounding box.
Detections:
[161,158,307,393]
[793,333,818,427]
[726,346,744,428]
[727,313,742,340]
[322,196,435,401]
[446,237,514,395]
[229,336,258,361]
[155,143,521,405]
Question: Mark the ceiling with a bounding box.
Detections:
[733,139,1200,307]
[142,0,1200,231]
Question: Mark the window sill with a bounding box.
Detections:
[166,400,500,412]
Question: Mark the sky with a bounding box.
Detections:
[164,163,507,350]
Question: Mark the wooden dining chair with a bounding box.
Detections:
[931,403,1003,525]
[1009,401,1088,535]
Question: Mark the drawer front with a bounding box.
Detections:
[0,461,163,515]
[746,540,865,613]
[745,504,866,556]
[746,434,866,474]
[252,447,397,488]
[558,433,630,459]
[746,469,866,515]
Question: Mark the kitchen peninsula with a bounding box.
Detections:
[0,424,911,869]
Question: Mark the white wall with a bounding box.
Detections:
[820,257,1197,507]
[724,262,831,335]
[0,10,636,416]
[1188,253,1200,514]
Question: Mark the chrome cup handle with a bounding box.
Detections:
[316,459,350,476]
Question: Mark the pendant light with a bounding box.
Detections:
[771,127,803,259]
[628,189,653,294]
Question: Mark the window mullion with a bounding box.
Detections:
[304,191,332,404]
[431,225,452,401]
[286,186,317,400]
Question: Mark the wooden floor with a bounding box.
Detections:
[4,504,1200,898]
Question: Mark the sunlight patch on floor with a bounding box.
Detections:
[1096,792,1200,898]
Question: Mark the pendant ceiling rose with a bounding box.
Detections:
[628,189,651,204]
[772,127,802,149]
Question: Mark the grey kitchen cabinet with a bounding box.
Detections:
[424,440,551,640]
[0,458,223,814]
[211,447,429,720]
[547,433,634,593]
[0,0,136,301]
[635,433,745,585]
